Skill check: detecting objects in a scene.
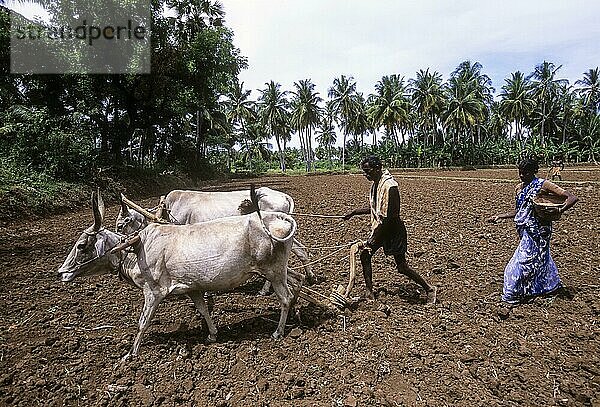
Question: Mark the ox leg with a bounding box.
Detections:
[128,288,164,359]
[292,238,316,285]
[287,267,305,322]
[189,292,218,343]
[258,280,272,296]
[269,276,293,340]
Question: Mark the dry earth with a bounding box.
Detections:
[1,168,599,406]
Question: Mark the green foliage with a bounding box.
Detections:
[2,0,600,195]
[0,157,90,220]
[0,106,96,180]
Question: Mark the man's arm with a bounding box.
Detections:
[343,207,370,220]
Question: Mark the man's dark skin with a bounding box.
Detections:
[344,161,437,303]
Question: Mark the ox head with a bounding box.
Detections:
[115,193,147,235]
[58,191,120,282]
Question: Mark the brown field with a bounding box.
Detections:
[1,167,599,406]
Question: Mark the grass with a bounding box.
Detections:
[0,161,90,221]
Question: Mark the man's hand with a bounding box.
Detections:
[343,210,355,221]
[487,215,501,224]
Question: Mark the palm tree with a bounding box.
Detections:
[488,101,510,145]
[528,61,568,146]
[328,75,358,169]
[241,122,272,169]
[315,102,337,169]
[225,81,256,171]
[368,74,411,148]
[257,81,290,172]
[575,67,600,114]
[445,61,493,146]
[348,92,369,153]
[556,83,579,146]
[444,76,486,147]
[290,79,322,172]
[500,71,534,150]
[409,68,445,146]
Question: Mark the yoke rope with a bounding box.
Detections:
[302,241,359,250]
[292,212,345,219]
[289,240,361,270]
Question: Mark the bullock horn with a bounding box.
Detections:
[121,194,169,224]
[250,184,260,214]
[119,193,129,214]
[249,183,264,223]
[92,189,105,231]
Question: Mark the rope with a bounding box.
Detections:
[302,241,360,251]
[289,241,360,270]
[292,212,345,219]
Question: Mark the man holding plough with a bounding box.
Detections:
[344,156,437,304]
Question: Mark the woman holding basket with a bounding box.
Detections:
[488,157,578,309]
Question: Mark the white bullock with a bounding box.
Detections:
[58,191,297,358]
[116,187,315,291]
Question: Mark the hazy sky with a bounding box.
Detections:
[9,0,600,98]
[220,0,600,99]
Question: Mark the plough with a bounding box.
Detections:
[294,241,363,310]
[119,194,363,311]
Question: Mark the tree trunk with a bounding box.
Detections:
[241,122,252,172]
[307,129,314,172]
[298,129,306,171]
[541,101,546,147]
[342,132,346,170]
[275,135,285,172]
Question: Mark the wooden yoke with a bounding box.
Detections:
[121,195,170,224]
[110,235,141,254]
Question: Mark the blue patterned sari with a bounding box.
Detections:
[502,177,562,303]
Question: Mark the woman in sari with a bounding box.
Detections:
[489,158,578,308]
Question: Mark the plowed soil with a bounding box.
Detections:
[1,168,599,406]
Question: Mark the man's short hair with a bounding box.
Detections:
[361,155,382,169]
[518,157,539,174]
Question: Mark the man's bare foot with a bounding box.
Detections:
[426,286,437,304]
[365,290,375,301]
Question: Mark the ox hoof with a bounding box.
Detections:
[271,331,283,340]
[206,334,217,344]
[258,288,271,296]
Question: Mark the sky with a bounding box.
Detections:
[219,0,600,99]
[9,0,600,97]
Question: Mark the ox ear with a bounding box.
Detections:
[92,189,105,231]
[120,193,129,214]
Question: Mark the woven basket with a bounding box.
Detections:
[533,193,565,222]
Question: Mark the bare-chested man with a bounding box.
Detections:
[344,156,437,303]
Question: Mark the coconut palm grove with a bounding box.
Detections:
[1,2,599,189]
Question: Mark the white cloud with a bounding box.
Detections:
[222,0,600,98]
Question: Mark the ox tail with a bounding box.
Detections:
[250,184,296,243]
[286,193,295,214]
